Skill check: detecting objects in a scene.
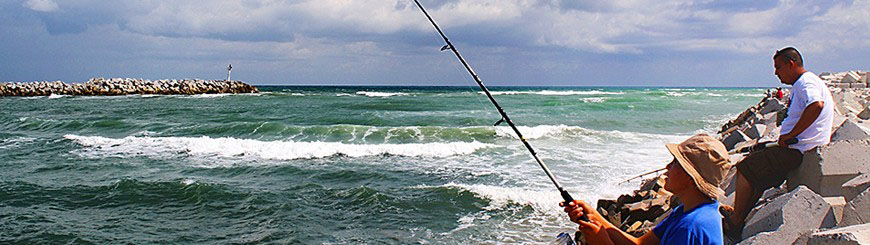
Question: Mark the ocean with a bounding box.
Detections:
[0,86,764,243]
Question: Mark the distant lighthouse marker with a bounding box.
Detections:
[226,64,233,81]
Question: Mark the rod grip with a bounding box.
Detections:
[561,189,590,222]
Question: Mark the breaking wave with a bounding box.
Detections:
[64,134,495,160]
[355,91,410,97]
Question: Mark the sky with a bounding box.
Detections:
[0,0,868,86]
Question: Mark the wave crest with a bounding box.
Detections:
[64,135,495,160]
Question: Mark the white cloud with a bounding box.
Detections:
[23,0,59,12]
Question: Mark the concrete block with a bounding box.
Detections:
[808,223,870,245]
[831,119,870,141]
[759,99,786,115]
[841,187,870,226]
[787,140,870,197]
[832,90,864,116]
[840,71,860,84]
[830,83,851,89]
[743,124,767,139]
[842,174,870,202]
[860,72,869,83]
[759,112,778,126]
[739,186,837,244]
[823,196,847,226]
[832,114,848,140]
[723,130,751,151]
[858,106,870,120]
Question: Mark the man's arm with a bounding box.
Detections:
[779,101,824,147]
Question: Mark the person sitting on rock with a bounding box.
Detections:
[721,47,834,240]
[562,134,729,245]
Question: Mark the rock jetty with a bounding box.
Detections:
[587,70,870,244]
[0,78,258,96]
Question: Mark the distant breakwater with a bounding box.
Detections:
[0,78,258,96]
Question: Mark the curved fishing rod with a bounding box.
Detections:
[412,0,576,205]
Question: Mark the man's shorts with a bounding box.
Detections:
[736,146,803,193]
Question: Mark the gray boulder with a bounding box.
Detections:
[823,196,847,226]
[759,99,786,115]
[743,124,767,139]
[859,106,870,120]
[739,186,837,244]
[787,140,870,197]
[840,187,870,227]
[831,119,870,141]
[723,130,752,151]
[808,223,870,245]
[842,174,870,202]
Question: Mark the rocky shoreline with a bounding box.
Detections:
[0,78,258,96]
[592,70,870,244]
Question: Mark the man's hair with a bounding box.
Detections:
[774,47,803,67]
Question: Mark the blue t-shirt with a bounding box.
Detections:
[652,201,723,245]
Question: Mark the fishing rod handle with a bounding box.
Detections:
[560,189,591,222]
[560,189,574,202]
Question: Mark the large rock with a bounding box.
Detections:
[787,140,870,197]
[859,106,870,120]
[831,119,870,141]
[739,186,837,244]
[723,130,752,151]
[807,223,870,245]
[840,71,860,84]
[840,187,870,227]
[832,90,864,116]
[842,174,870,202]
[823,196,847,226]
[743,124,767,139]
[759,99,786,115]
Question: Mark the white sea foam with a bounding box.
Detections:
[491,124,673,142]
[581,97,606,103]
[63,135,495,161]
[666,91,687,97]
[48,94,69,99]
[0,137,37,149]
[355,91,410,97]
[440,183,563,211]
[335,93,354,97]
[188,93,231,98]
[485,90,624,96]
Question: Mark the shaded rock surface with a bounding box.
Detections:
[738,186,837,244]
[841,187,870,227]
[0,78,258,96]
[807,223,870,245]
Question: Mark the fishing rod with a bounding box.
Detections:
[411,0,577,206]
[619,138,800,184]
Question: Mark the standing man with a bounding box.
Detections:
[722,47,835,239]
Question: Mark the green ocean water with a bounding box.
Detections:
[0,86,763,243]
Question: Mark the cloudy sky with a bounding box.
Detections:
[1,0,867,86]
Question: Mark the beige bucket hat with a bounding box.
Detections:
[665,134,732,199]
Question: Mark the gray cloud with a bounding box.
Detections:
[1,0,867,86]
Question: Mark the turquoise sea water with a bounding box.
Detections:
[0,86,764,243]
